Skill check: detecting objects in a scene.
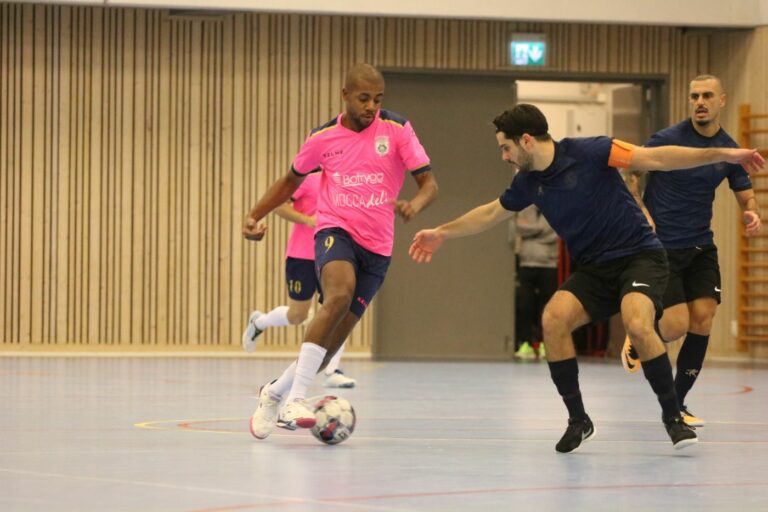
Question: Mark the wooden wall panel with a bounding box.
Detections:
[1,4,721,352]
[710,27,768,358]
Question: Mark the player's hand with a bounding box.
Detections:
[743,210,762,236]
[409,229,444,263]
[243,216,268,241]
[727,149,765,174]
[392,200,417,222]
[307,215,317,228]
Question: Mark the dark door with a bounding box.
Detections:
[374,73,518,360]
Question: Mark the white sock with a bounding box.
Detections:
[268,360,297,401]
[255,305,290,330]
[285,342,327,403]
[324,341,347,375]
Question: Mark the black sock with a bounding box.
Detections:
[548,358,586,420]
[675,332,709,407]
[641,353,680,422]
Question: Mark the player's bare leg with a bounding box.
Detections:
[278,261,356,429]
[541,291,595,453]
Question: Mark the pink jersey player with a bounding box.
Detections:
[292,109,431,256]
[244,64,438,439]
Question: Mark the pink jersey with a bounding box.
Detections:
[285,172,320,260]
[291,109,431,256]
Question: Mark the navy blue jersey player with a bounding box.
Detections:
[410,103,764,453]
[621,75,761,428]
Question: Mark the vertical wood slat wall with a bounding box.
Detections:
[737,105,768,351]
[711,27,768,357]
[1,4,711,352]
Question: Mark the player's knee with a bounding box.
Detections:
[661,315,688,341]
[321,292,353,316]
[689,313,714,335]
[624,317,655,344]
[541,307,569,338]
[286,308,309,325]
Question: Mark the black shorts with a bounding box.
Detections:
[285,257,319,301]
[559,250,669,323]
[663,244,721,307]
[314,228,392,318]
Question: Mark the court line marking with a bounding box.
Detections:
[186,480,768,511]
[134,418,768,444]
[0,468,412,512]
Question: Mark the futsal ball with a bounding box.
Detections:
[310,395,356,445]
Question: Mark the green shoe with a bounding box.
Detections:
[515,341,536,360]
[537,343,546,361]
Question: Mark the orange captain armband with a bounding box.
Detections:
[608,139,637,169]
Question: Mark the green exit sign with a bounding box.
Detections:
[510,41,546,67]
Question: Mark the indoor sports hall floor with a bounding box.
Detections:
[1,356,767,511]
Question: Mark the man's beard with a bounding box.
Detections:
[694,118,712,127]
[517,154,533,173]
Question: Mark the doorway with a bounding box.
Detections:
[375,72,518,360]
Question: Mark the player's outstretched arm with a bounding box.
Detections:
[629,146,765,174]
[243,171,305,241]
[393,170,439,222]
[409,199,514,263]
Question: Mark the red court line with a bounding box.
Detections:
[189,481,768,511]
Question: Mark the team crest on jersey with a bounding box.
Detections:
[375,136,390,157]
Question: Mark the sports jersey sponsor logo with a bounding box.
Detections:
[333,190,389,209]
[342,173,385,187]
[375,136,390,156]
[330,171,385,188]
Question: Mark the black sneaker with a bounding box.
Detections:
[555,416,596,453]
[664,415,698,450]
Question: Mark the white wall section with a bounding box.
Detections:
[52,0,767,27]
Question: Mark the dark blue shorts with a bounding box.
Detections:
[285,257,319,301]
[314,228,392,317]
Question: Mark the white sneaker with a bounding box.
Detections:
[249,383,280,439]
[277,400,317,430]
[241,310,264,352]
[324,369,356,388]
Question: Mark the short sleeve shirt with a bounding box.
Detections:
[643,119,752,248]
[499,136,661,264]
[292,109,431,256]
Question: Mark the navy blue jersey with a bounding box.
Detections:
[643,119,752,248]
[500,137,661,264]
